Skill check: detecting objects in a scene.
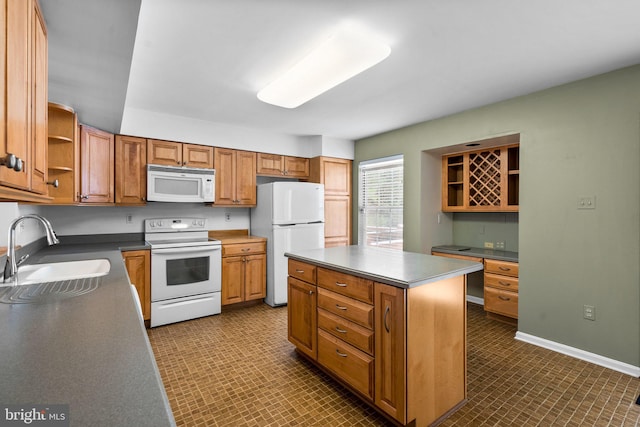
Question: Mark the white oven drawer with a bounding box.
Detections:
[151,292,221,327]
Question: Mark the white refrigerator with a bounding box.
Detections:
[251,182,325,307]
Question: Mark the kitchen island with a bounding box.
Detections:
[0,237,175,427]
[285,246,483,427]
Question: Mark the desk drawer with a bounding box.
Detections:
[317,288,374,329]
[484,286,518,318]
[484,273,519,292]
[318,308,374,355]
[318,329,374,399]
[484,259,519,277]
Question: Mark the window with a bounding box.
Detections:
[358,155,403,250]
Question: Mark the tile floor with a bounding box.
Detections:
[147,303,640,426]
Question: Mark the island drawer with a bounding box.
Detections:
[288,259,317,284]
[484,273,519,292]
[318,288,374,329]
[317,268,374,304]
[484,287,518,318]
[484,259,519,277]
[318,308,374,355]
[318,329,374,399]
[222,241,265,257]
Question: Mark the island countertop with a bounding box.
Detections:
[285,245,483,288]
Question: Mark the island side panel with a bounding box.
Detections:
[407,275,467,425]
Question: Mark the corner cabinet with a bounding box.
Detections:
[287,258,467,426]
[214,148,256,206]
[442,135,520,212]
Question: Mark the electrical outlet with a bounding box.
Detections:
[484,242,494,249]
[577,196,596,210]
[225,213,231,222]
[495,241,505,250]
[125,214,133,224]
[583,305,596,321]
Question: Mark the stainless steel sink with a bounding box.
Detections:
[17,259,110,286]
[0,259,110,304]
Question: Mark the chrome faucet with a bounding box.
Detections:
[3,214,60,285]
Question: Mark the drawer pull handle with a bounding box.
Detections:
[336,349,348,358]
[499,266,511,271]
[384,306,390,333]
[241,248,251,252]
[335,304,347,311]
[296,269,304,273]
[335,327,347,334]
[335,282,347,287]
[498,281,511,286]
[498,296,511,301]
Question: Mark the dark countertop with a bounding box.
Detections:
[0,237,175,427]
[431,245,519,263]
[286,245,483,288]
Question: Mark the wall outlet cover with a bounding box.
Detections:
[484,242,494,249]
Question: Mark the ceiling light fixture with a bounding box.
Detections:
[257,28,391,109]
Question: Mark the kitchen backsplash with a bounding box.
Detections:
[452,212,519,251]
[9,203,250,247]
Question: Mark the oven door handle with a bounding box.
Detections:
[151,246,221,256]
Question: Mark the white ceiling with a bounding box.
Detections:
[43,0,640,140]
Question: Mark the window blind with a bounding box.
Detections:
[358,155,403,250]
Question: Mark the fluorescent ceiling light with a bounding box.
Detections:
[257,28,391,109]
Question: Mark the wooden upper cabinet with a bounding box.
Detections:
[79,125,114,203]
[0,0,50,202]
[147,139,182,166]
[183,143,213,168]
[30,0,47,195]
[256,153,309,178]
[214,147,256,206]
[442,135,520,212]
[115,135,147,205]
[147,139,213,169]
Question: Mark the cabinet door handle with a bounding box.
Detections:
[308,290,314,295]
[335,349,347,358]
[335,282,347,287]
[335,327,347,334]
[498,281,511,286]
[498,296,511,301]
[335,304,347,311]
[384,306,391,333]
[499,266,511,271]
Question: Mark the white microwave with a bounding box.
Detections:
[147,164,215,203]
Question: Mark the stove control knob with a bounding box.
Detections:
[149,222,154,228]
[198,220,204,226]
[192,220,197,226]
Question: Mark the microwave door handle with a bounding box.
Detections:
[151,246,221,256]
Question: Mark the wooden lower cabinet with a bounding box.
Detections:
[122,250,151,322]
[220,239,266,305]
[287,276,317,359]
[287,258,467,426]
[483,259,519,319]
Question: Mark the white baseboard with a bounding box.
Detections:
[466,295,484,305]
[515,331,640,377]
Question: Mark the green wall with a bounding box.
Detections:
[354,65,640,367]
